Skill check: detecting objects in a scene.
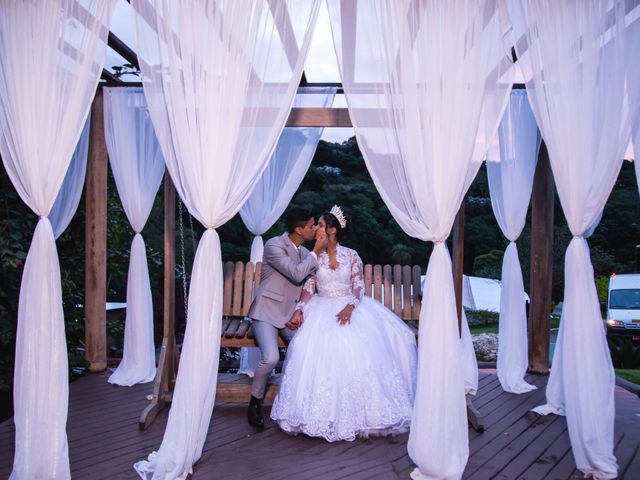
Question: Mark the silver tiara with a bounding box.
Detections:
[330,205,347,229]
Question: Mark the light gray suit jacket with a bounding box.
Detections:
[247,232,318,328]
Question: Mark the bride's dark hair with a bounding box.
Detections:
[321,210,350,242]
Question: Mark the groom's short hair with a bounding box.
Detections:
[285,207,313,233]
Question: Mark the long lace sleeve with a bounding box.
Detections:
[296,275,316,311]
[348,251,365,307]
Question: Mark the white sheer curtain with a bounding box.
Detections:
[131,1,320,478]
[104,87,164,386]
[327,1,513,478]
[240,86,336,262]
[486,90,540,394]
[460,310,478,396]
[514,2,640,478]
[237,85,336,377]
[50,116,91,239]
[0,2,114,478]
[630,17,640,195]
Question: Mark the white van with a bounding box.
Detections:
[606,274,640,340]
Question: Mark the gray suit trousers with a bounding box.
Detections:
[250,319,296,399]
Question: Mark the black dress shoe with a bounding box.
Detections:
[248,395,264,430]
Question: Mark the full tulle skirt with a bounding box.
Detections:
[271,295,417,442]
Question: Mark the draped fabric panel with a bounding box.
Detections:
[104,87,165,386]
[513,1,640,477]
[460,310,478,396]
[240,86,337,262]
[0,2,114,478]
[486,90,540,394]
[238,86,336,377]
[327,1,513,477]
[630,16,640,195]
[50,116,91,240]
[131,1,320,478]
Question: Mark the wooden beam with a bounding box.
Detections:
[100,69,120,83]
[140,171,178,429]
[85,89,108,372]
[285,107,351,127]
[452,202,465,336]
[528,142,554,374]
[107,32,139,70]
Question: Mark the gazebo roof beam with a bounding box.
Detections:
[101,69,122,83]
[107,32,139,70]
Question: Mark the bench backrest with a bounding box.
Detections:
[222,261,423,321]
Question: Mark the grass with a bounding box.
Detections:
[470,324,498,334]
[615,369,640,385]
[469,316,561,335]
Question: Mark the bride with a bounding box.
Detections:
[271,205,418,442]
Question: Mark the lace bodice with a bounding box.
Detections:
[296,245,365,310]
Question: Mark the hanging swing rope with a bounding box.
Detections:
[177,196,189,320]
[187,207,197,256]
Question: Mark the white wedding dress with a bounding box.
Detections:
[271,244,417,442]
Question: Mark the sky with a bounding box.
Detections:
[106,0,354,144]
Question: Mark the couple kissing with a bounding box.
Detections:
[246,205,418,442]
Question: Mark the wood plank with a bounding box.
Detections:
[224,319,241,338]
[232,261,244,316]
[402,265,412,320]
[412,265,422,320]
[469,415,565,479]
[222,261,235,316]
[285,107,351,127]
[234,319,251,338]
[393,265,402,317]
[373,265,383,302]
[517,422,571,479]
[2,371,639,480]
[364,264,373,297]
[529,142,554,374]
[452,203,464,335]
[85,89,108,372]
[216,374,281,403]
[383,265,393,309]
[242,261,255,316]
[253,262,262,290]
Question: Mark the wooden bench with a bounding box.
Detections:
[219,261,424,348]
[216,260,423,404]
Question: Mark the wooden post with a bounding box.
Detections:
[528,143,554,374]
[85,89,107,372]
[452,200,484,432]
[452,202,465,335]
[140,171,178,429]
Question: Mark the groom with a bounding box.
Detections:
[246,207,327,429]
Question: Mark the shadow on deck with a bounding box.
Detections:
[1,370,639,479]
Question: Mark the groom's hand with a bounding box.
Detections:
[286,309,303,330]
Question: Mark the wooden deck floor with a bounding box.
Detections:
[1,370,639,479]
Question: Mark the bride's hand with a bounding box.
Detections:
[336,304,355,325]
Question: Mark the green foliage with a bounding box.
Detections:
[595,276,610,305]
[219,138,431,268]
[615,368,640,385]
[465,309,499,327]
[473,250,504,279]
